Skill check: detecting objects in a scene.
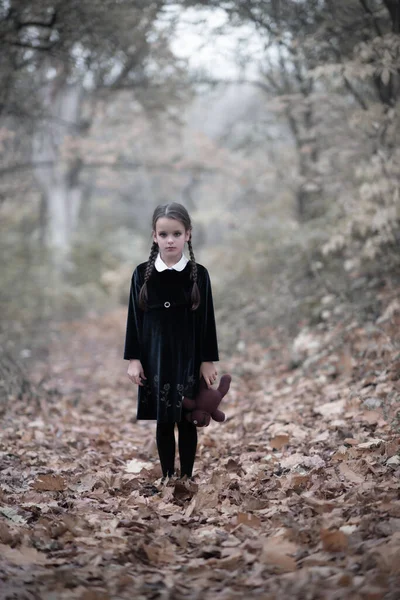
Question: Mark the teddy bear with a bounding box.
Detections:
[182,374,231,427]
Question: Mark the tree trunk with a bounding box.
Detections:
[284,83,321,221]
[33,79,84,268]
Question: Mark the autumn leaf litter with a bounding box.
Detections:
[0,308,399,599]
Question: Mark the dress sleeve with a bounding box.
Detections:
[123,267,143,360]
[199,267,219,362]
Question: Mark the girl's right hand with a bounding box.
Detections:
[127,360,146,386]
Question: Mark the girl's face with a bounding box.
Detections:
[153,217,190,264]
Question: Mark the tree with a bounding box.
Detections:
[0,0,186,259]
[182,1,399,222]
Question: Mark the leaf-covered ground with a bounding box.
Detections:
[1,304,399,600]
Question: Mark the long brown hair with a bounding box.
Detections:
[138,203,200,310]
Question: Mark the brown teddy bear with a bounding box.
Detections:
[182,374,231,427]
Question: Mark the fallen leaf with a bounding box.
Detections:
[337,345,353,378]
[226,458,243,473]
[141,540,176,564]
[173,480,198,502]
[280,453,325,469]
[302,493,336,513]
[125,458,154,473]
[321,528,349,552]
[0,544,47,565]
[261,537,298,572]
[361,410,381,424]
[0,507,27,524]
[235,512,261,529]
[339,463,364,484]
[33,474,66,492]
[280,453,305,468]
[340,525,358,535]
[270,434,290,450]
[207,550,243,570]
[343,438,359,446]
[357,438,384,449]
[287,473,310,492]
[385,439,400,457]
[314,399,345,417]
[313,430,330,442]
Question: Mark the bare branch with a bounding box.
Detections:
[0,160,217,177]
[343,73,369,110]
[358,0,383,35]
[9,41,55,51]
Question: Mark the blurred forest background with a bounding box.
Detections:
[1,0,399,391]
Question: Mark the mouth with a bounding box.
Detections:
[166,247,176,250]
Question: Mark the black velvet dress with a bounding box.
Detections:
[123,261,219,423]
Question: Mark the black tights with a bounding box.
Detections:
[156,420,198,478]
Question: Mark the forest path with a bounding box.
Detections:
[1,308,399,599]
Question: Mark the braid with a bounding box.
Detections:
[187,239,200,310]
[139,242,158,310]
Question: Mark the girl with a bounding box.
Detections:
[124,203,219,480]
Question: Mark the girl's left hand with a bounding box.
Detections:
[200,362,218,388]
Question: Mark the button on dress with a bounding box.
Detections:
[124,262,219,423]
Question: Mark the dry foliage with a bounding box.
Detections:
[1,291,399,599]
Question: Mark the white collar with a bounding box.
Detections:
[155,253,189,272]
